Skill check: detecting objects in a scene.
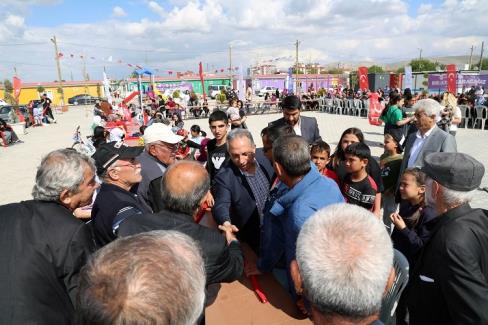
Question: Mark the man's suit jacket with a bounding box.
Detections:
[399,126,457,177]
[212,152,274,229]
[269,115,321,144]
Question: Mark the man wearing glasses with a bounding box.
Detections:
[136,123,183,212]
[91,141,152,246]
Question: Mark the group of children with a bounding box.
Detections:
[310,128,433,270]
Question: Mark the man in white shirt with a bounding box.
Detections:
[399,98,457,182]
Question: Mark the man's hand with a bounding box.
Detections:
[390,212,407,230]
[205,192,215,208]
[218,221,239,245]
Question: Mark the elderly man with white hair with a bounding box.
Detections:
[408,152,488,324]
[76,230,206,325]
[292,203,394,324]
[0,149,99,324]
[398,98,457,180]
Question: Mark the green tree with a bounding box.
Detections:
[410,59,437,72]
[396,67,405,74]
[3,79,15,104]
[327,67,344,74]
[473,58,488,70]
[36,85,45,94]
[368,65,384,73]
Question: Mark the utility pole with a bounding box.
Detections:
[469,45,474,70]
[478,41,484,72]
[295,40,300,94]
[82,55,88,81]
[415,48,422,91]
[13,67,18,77]
[229,45,233,87]
[50,35,65,105]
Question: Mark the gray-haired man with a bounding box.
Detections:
[409,152,488,324]
[294,203,394,324]
[212,128,275,253]
[0,149,99,324]
[76,230,206,325]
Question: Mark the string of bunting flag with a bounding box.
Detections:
[56,51,240,76]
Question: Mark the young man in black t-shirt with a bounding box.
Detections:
[206,110,230,180]
[342,142,381,217]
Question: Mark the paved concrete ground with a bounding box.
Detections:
[1,106,487,208]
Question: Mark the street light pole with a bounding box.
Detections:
[50,35,65,106]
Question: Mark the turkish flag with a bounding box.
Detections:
[358,67,369,91]
[13,76,22,101]
[389,74,399,89]
[368,92,382,126]
[446,64,457,93]
[199,62,206,100]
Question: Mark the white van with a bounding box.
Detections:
[208,85,231,99]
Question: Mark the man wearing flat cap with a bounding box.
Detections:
[91,141,151,246]
[269,95,321,144]
[408,152,488,324]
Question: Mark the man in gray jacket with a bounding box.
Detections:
[398,98,457,180]
[137,123,182,212]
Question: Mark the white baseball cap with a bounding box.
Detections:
[144,123,183,144]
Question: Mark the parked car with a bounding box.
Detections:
[258,86,278,97]
[208,85,231,99]
[68,94,100,105]
[0,105,30,125]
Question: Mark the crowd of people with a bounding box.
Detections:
[0,86,487,325]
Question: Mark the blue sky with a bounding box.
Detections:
[0,0,486,81]
[28,0,444,27]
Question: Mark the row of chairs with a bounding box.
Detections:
[318,98,369,117]
[458,105,488,130]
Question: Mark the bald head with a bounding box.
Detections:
[161,161,210,216]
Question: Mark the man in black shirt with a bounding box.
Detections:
[206,110,230,180]
[41,93,55,123]
[91,141,150,246]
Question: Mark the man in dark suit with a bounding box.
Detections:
[118,160,243,285]
[408,152,488,324]
[212,128,274,253]
[399,98,457,177]
[269,95,321,144]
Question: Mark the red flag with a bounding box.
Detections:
[446,64,457,93]
[168,71,173,75]
[136,65,143,69]
[13,76,21,103]
[57,52,63,58]
[389,74,399,89]
[220,68,224,72]
[199,62,206,100]
[358,66,369,91]
[127,63,133,67]
[368,92,382,126]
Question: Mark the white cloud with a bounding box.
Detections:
[148,1,166,17]
[5,14,25,27]
[112,6,127,18]
[1,0,488,82]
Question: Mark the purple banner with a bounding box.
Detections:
[428,73,488,90]
[156,82,193,91]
